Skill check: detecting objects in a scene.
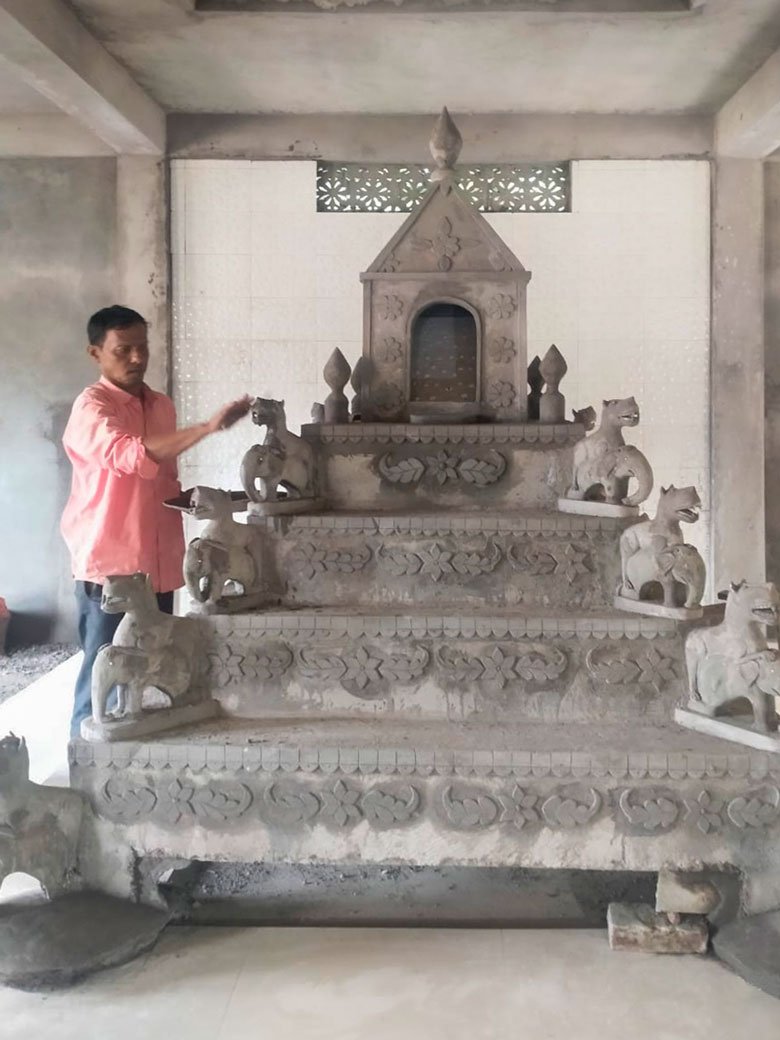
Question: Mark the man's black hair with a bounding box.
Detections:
[87,305,147,346]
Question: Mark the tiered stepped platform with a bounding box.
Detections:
[69,422,780,911]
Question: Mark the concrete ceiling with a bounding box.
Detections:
[59,0,780,115]
[0,58,61,113]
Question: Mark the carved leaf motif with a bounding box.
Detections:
[442,785,499,829]
[683,790,725,835]
[618,788,680,832]
[507,544,558,576]
[378,645,430,684]
[166,778,252,823]
[320,779,363,827]
[264,782,321,823]
[378,450,507,487]
[378,545,424,577]
[726,786,780,829]
[514,646,568,682]
[361,786,421,826]
[378,453,426,485]
[585,645,679,693]
[290,542,372,580]
[497,785,540,829]
[456,450,507,486]
[298,647,347,684]
[241,644,293,681]
[379,541,501,582]
[541,787,601,829]
[99,777,157,821]
[297,643,428,697]
[436,643,566,687]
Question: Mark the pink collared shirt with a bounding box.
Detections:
[61,376,185,592]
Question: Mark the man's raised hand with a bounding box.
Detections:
[209,395,252,433]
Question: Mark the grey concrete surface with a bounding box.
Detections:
[0,158,116,644]
[712,908,780,999]
[0,892,169,991]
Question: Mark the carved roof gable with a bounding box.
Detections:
[364,180,527,277]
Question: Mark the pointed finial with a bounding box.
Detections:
[429,107,462,183]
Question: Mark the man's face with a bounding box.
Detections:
[89,323,149,393]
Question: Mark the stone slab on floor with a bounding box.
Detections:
[0,892,169,991]
[607,902,708,954]
[712,910,780,1000]
[675,708,780,754]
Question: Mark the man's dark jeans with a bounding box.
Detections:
[71,581,174,739]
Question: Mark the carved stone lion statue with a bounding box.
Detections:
[240,397,316,502]
[183,486,265,608]
[90,574,208,724]
[618,485,706,610]
[684,581,780,733]
[0,733,85,898]
[566,397,653,507]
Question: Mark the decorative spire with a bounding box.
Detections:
[429,107,462,183]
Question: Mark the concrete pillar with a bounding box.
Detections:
[765,162,780,585]
[115,156,170,392]
[710,159,766,587]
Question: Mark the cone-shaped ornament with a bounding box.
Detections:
[429,107,462,182]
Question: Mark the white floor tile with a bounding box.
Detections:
[1,927,777,1040]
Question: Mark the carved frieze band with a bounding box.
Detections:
[288,537,594,585]
[205,635,680,696]
[93,774,780,838]
[378,449,507,487]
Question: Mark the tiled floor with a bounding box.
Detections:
[1,926,776,1040]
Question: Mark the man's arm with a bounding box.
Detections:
[143,396,252,463]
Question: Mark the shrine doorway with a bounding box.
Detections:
[409,301,479,403]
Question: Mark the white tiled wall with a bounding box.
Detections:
[171,159,711,565]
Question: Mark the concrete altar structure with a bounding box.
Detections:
[64,115,780,920]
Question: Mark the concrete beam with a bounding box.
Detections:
[0,1,165,155]
[717,47,780,159]
[0,114,114,157]
[168,113,713,162]
[710,159,766,587]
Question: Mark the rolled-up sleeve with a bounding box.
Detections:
[64,394,159,479]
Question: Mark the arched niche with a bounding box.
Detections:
[409,301,479,403]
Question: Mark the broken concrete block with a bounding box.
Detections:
[0,892,169,990]
[607,902,708,954]
[656,870,720,917]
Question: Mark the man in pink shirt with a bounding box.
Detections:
[62,305,250,738]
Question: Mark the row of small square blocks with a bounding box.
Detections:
[303,424,580,445]
[71,743,777,781]
[211,613,677,640]
[283,514,620,535]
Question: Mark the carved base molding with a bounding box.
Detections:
[201,611,687,719]
[76,766,780,844]
[71,739,780,783]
